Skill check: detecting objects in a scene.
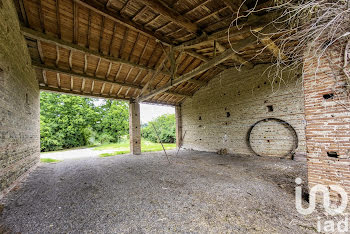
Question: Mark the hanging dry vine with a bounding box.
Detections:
[228,0,350,106]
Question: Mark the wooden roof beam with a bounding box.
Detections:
[138,46,236,102]
[215,41,253,68]
[175,13,276,50]
[260,37,287,60]
[142,0,199,34]
[73,0,172,46]
[221,0,247,13]
[22,27,162,75]
[40,85,130,101]
[33,63,191,98]
[22,27,204,88]
[138,27,270,102]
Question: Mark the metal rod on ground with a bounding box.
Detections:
[176,130,187,157]
[151,123,170,163]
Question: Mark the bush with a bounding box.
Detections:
[142,114,176,143]
[40,92,129,152]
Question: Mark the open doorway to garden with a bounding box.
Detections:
[40,92,176,162]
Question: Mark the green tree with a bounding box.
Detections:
[142,114,176,143]
[98,100,129,143]
[40,92,129,151]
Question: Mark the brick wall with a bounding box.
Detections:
[181,64,306,157]
[0,0,40,197]
[303,46,350,200]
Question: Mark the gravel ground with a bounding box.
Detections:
[40,148,116,160]
[0,150,319,233]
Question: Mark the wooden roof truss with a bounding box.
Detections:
[14,0,280,106]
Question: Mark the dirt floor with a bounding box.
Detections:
[0,150,320,233]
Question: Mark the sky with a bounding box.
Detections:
[140,103,174,124]
[93,99,174,124]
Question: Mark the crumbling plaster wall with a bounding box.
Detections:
[181,64,306,157]
[0,0,40,197]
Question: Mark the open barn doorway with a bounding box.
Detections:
[39,91,176,161]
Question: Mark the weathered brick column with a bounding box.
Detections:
[303,46,350,200]
[175,105,183,148]
[129,101,141,155]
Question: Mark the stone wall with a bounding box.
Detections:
[0,0,40,197]
[303,45,350,200]
[181,64,306,157]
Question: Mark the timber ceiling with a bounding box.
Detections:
[14,0,279,106]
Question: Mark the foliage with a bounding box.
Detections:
[141,114,176,143]
[40,92,129,152]
[40,158,62,163]
[99,151,130,157]
[97,139,176,157]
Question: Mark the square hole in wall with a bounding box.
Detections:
[327,151,339,158]
[323,93,334,100]
[267,105,274,112]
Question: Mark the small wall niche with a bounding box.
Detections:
[25,93,29,105]
[323,93,334,100]
[199,116,202,120]
[327,151,339,158]
[226,112,230,118]
[267,105,274,112]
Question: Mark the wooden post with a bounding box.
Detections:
[129,101,141,155]
[175,105,183,149]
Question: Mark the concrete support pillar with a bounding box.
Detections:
[175,105,183,149]
[129,101,141,155]
[303,46,350,202]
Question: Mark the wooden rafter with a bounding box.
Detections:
[38,0,45,33]
[74,0,172,45]
[57,73,61,88]
[109,23,117,56]
[145,15,162,28]
[106,62,112,78]
[221,0,245,13]
[183,0,211,15]
[86,9,91,48]
[19,0,29,27]
[84,54,88,73]
[41,85,129,101]
[42,70,47,85]
[55,0,61,38]
[34,62,190,99]
[129,33,140,61]
[98,16,105,53]
[70,76,74,91]
[260,37,287,60]
[215,41,253,68]
[37,40,45,64]
[132,6,148,21]
[138,26,268,102]
[139,38,149,64]
[194,6,229,24]
[138,46,235,102]
[55,45,60,66]
[119,28,129,59]
[142,0,199,34]
[73,2,78,44]
[69,50,73,70]
[120,0,133,15]
[176,13,276,50]
[22,27,167,76]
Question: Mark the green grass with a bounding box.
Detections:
[40,158,62,163]
[96,139,176,157]
[99,151,130,157]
